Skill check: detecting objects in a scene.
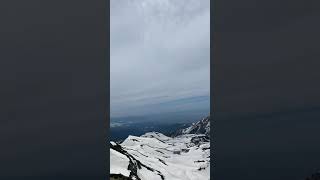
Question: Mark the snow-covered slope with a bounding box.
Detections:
[110,132,209,180]
[171,116,210,137]
[110,117,210,180]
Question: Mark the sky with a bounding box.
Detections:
[110,0,210,117]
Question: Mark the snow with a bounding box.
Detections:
[176,116,210,136]
[110,148,131,177]
[111,132,210,180]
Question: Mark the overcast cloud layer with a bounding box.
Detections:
[110,0,210,117]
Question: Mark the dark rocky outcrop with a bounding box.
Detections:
[171,116,210,138]
[190,135,209,145]
[110,174,132,180]
[110,142,165,180]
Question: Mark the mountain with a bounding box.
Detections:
[171,116,210,137]
[110,117,211,180]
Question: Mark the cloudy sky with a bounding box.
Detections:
[110,0,210,117]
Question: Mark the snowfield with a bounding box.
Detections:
[110,116,210,180]
[110,131,210,180]
[110,148,131,177]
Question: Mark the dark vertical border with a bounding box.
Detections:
[0,0,108,179]
[212,0,320,179]
[106,0,110,178]
[210,0,215,179]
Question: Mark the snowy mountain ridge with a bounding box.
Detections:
[171,116,210,137]
[110,116,210,180]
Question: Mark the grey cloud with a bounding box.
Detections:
[111,0,210,117]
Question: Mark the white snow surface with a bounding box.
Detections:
[111,132,210,180]
[110,148,131,177]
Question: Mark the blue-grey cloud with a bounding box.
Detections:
[111,0,210,117]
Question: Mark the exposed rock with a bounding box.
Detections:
[171,116,210,138]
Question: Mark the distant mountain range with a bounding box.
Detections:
[110,116,210,180]
[171,116,210,137]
